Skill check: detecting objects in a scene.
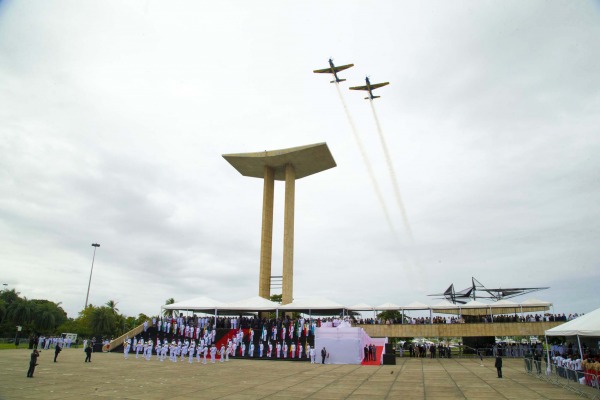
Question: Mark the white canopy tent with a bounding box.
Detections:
[347,303,374,311]
[278,296,346,314]
[162,296,223,312]
[219,296,280,312]
[545,307,600,361]
[375,302,401,310]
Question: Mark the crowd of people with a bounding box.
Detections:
[397,342,453,358]
[357,313,582,325]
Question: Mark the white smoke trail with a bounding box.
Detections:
[369,100,416,245]
[369,100,427,292]
[335,84,397,237]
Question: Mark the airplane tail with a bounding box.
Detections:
[331,79,346,83]
[366,95,381,100]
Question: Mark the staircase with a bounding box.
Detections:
[108,320,153,352]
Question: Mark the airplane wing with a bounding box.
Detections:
[333,63,353,72]
[370,82,390,89]
[313,63,354,74]
[349,85,369,91]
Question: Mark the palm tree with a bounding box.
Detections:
[91,307,116,336]
[105,300,119,314]
[7,299,34,325]
[163,298,175,318]
[36,307,57,332]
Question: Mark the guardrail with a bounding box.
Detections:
[523,358,600,399]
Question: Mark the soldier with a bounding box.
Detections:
[124,337,131,359]
[210,345,217,363]
[202,344,208,364]
[188,341,195,364]
[219,344,225,362]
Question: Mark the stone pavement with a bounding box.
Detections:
[0,349,584,399]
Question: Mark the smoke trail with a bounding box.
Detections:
[369,100,427,292]
[369,100,415,245]
[334,84,397,237]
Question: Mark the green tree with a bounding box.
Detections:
[90,306,117,336]
[136,313,149,325]
[377,310,404,323]
[7,299,34,325]
[0,288,21,306]
[269,294,283,304]
[163,298,175,318]
[105,300,119,314]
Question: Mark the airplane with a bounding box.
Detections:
[313,58,354,83]
[349,76,389,100]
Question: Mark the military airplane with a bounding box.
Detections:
[313,59,354,83]
[349,76,390,100]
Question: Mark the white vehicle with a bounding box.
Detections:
[61,333,78,343]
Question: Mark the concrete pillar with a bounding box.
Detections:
[282,163,295,305]
[258,166,274,299]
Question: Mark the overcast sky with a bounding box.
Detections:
[1,1,599,319]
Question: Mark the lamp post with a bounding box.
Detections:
[84,243,100,310]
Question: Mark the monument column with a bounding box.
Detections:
[282,163,295,305]
[259,166,275,299]
[223,143,336,307]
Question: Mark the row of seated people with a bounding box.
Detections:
[357,313,580,325]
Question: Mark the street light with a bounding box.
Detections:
[84,243,100,310]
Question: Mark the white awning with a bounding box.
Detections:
[546,307,600,337]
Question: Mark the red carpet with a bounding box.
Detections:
[361,346,383,366]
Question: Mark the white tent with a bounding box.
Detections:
[459,300,490,316]
[347,303,374,311]
[219,296,280,312]
[162,296,223,311]
[431,300,460,315]
[402,301,430,310]
[278,296,346,314]
[545,307,600,366]
[374,302,401,310]
[519,298,552,313]
[546,307,600,337]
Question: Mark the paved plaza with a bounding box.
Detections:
[0,349,584,399]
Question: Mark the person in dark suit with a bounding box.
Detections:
[54,343,62,362]
[84,344,93,362]
[27,349,40,377]
[321,347,327,364]
[495,355,503,378]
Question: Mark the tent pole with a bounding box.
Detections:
[545,335,551,375]
[576,335,583,359]
[429,308,432,325]
[490,306,493,323]
[401,309,404,325]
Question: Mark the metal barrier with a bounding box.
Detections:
[524,358,600,399]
